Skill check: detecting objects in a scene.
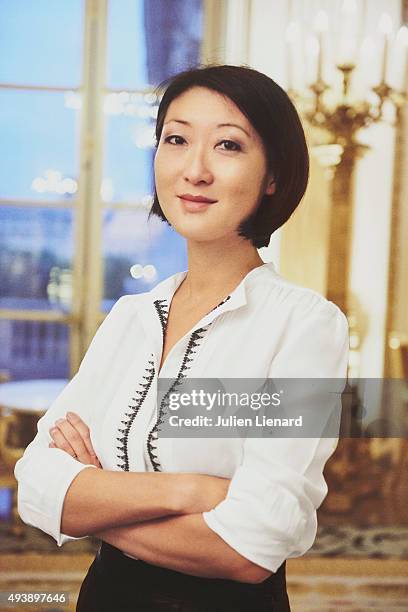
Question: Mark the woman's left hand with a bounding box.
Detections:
[48,411,102,467]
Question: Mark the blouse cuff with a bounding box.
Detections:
[15,448,97,546]
[202,463,314,573]
[203,511,295,573]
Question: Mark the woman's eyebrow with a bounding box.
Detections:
[163,119,251,138]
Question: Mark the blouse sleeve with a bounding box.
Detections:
[202,299,349,572]
[14,295,134,547]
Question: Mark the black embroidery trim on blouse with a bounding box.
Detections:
[146,293,231,472]
[116,355,155,471]
[153,298,169,336]
[147,326,209,472]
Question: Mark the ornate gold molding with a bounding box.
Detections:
[383,103,407,378]
[384,0,408,377]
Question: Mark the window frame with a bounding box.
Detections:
[0,0,226,376]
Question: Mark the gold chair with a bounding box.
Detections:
[0,414,25,536]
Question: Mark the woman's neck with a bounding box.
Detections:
[179,237,264,304]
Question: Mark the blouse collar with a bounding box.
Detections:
[147,260,277,330]
[135,261,277,367]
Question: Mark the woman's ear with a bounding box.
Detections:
[265,175,276,196]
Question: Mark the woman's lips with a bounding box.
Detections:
[177,195,218,212]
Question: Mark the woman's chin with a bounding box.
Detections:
[168,218,228,243]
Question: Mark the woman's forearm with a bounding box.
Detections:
[96,514,272,584]
[61,468,187,536]
[61,468,230,537]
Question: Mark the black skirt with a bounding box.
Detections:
[76,542,291,611]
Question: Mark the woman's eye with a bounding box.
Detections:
[164,135,185,145]
[162,136,241,151]
[218,140,241,152]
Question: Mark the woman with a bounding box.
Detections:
[15,64,349,611]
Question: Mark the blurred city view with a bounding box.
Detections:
[0,0,203,379]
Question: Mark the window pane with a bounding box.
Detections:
[102,207,187,311]
[0,489,12,521]
[107,0,203,89]
[0,207,74,311]
[103,94,156,202]
[0,90,80,200]
[107,0,148,90]
[0,320,69,380]
[0,0,84,87]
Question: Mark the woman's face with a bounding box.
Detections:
[154,86,275,243]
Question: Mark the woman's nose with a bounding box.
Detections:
[182,147,213,184]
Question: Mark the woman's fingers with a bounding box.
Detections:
[65,412,97,458]
[50,418,90,464]
[48,413,101,467]
[49,424,77,459]
[66,412,101,467]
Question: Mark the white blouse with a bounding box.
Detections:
[15,261,349,573]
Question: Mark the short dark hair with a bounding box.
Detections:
[148,64,309,248]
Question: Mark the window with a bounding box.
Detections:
[0,0,205,380]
